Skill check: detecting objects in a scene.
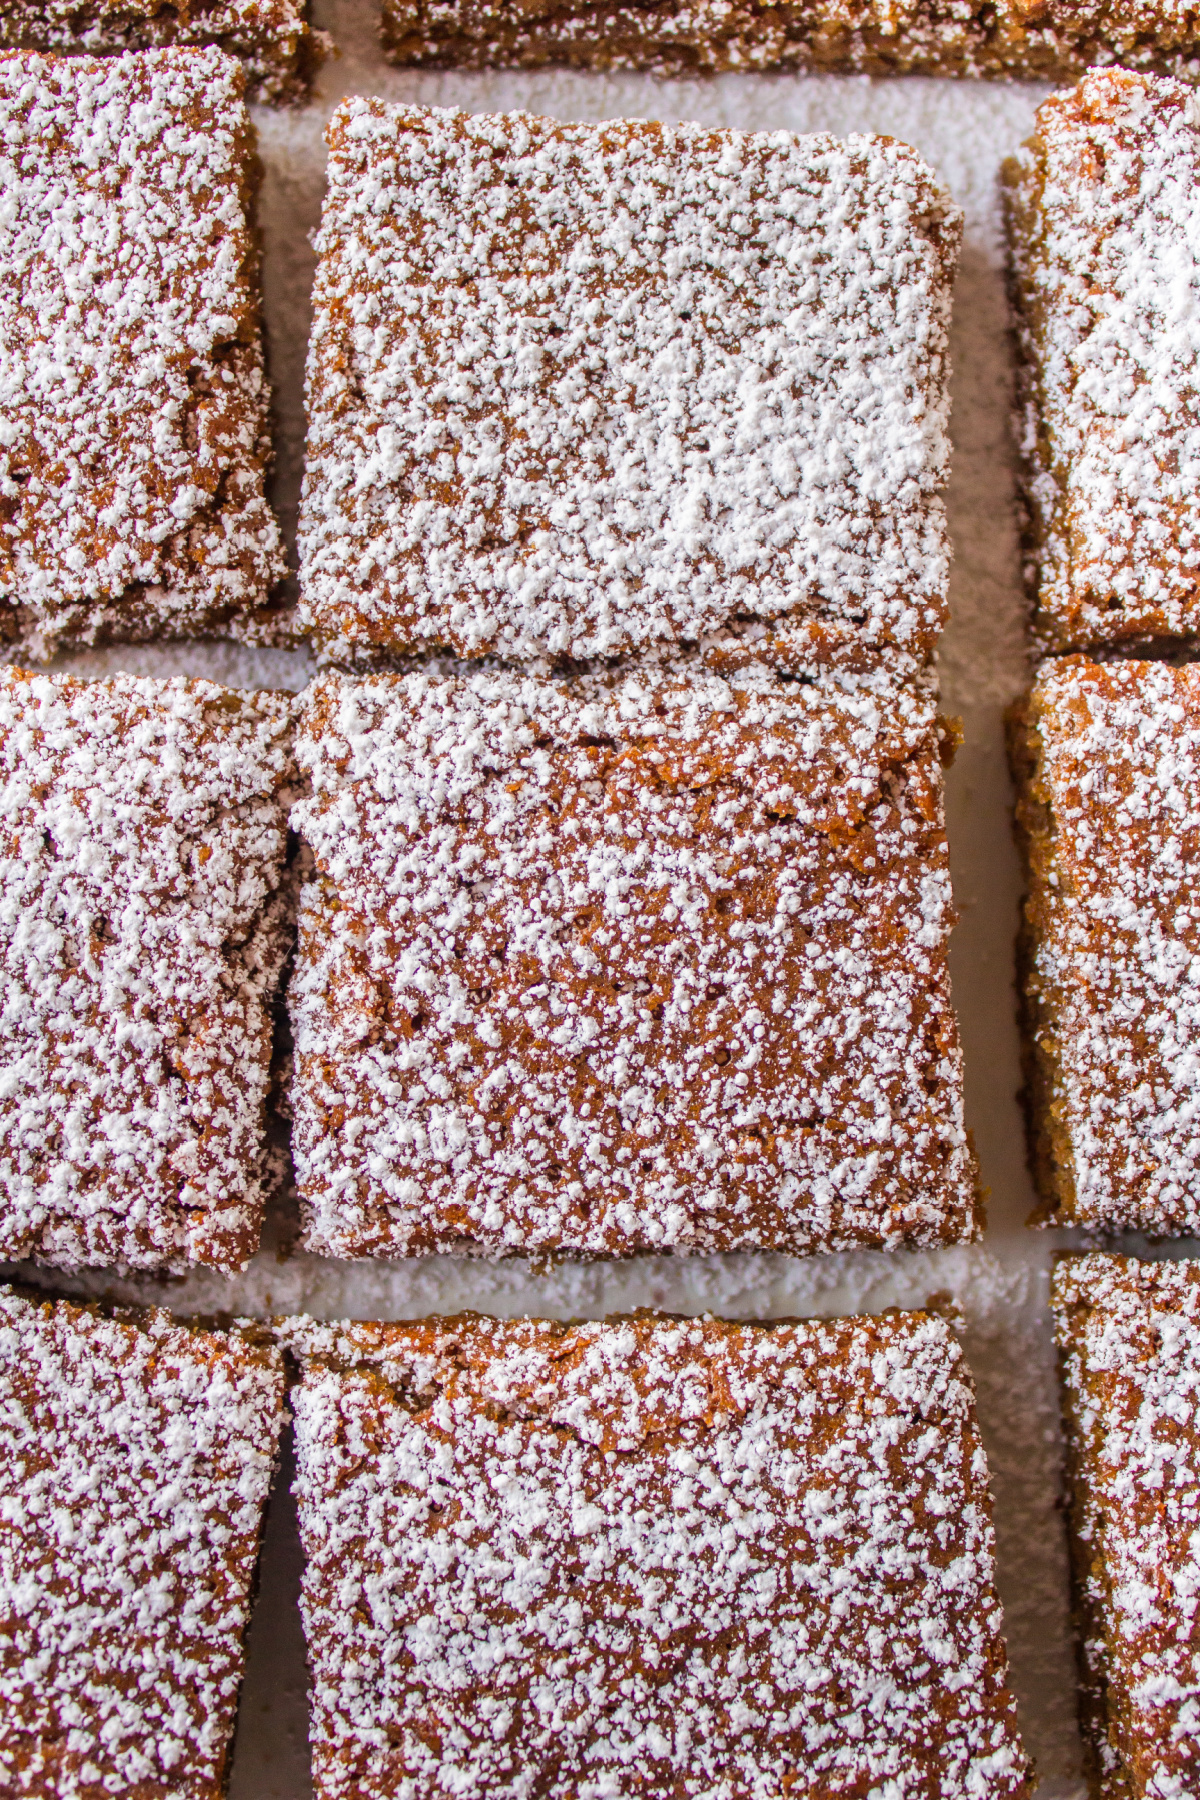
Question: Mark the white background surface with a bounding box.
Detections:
[25,8,1162,1791]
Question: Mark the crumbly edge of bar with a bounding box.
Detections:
[1008,690,1080,1226]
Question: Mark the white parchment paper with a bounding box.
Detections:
[28,10,1170,1791]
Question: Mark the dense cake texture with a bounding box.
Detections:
[1005,69,1200,656]
[0,0,320,102]
[286,1307,1031,1800]
[1011,657,1200,1234]
[0,1288,285,1800]
[0,50,288,658]
[1052,1253,1200,1799]
[0,668,295,1272]
[382,0,1200,80]
[298,100,961,669]
[288,659,979,1259]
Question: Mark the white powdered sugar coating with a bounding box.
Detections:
[0,668,295,1272]
[1006,69,1200,655]
[1053,1254,1200,1800]
[1018,657,1200,1234]
[0,1289,285,1800]
[298,99,961,665]
[0,49,287,658]
[286,1308,1030,1800]
[288,658,978,1260]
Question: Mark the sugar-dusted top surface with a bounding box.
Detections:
[288,657,977,1259]
[0,1287,285,1800]
[298,99,961,665]
[1019,656,1200,1231]
[286,1307,1029,1800]
[1053,1253,1200,1798]
[1006,69,1200,654]
[0,49,286,654]
[0,667,295,1272]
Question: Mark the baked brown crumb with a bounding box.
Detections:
[1005,69,1200,656]
[0,1286,286,1800]
[299,99,960,670]
[0,49,289,659]
[0,0,321,103]
[1011,656,1200,1234]
[288,657,980,1260]
[1052,1253,1200,1800]
[0,667,296,1273]
[380,0,1200,81]
[285,1307,1031,1800]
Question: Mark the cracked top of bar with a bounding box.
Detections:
[1006,69,1200,654]
[299,100,961,668]
[0,667,295,1273]
[288,656,978,1259]
[0,49,287,658]
[286,1307,1030,1800]
[0,1288,285,1800]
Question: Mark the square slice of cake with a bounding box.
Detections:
[0,667,295,1273]
[298,100,961,669]
[0,0,320,103]
[1011,656,1200,1234]
[1052,1253,1200,1799]
[0,49,288,657]
[286,1307,1031,1800]
[381,0,1200,83]
[1005,69,1200,656]
[288,658,979,1259]
[0,1288,285,1800]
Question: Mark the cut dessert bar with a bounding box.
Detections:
[298,100,961,669]
[1011,656,1200,1234]
[382,0,1200,83]
[288,658,979,1259]
[0,50,288,658]
[287,1308,1031,1800]
[1005,70,1200,656]
[0,0,320,103]
[0,1287,285,1800]
[0,667,295,1272]
[1052,1253,1200,1799]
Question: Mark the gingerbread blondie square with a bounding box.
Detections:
[286,1307,1031,1800]
[0,1287,285,1800]
[1052,1253,1200,1799]
[0,0,320,102]
[0,50,288,658]
[1011,656,1200,1234]
[1005,70,1200,656]
[288,658,979,1259]
[381,0,1200,81]
[0,668,295,1272]
[298,100,961,670]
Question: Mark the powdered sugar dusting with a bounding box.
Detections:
[0,666,295,1271]
[0,49,288,659]
[298,98,961,665]
[0,1287,285,1799]
[286,1307,1030,1800]
[1006,69,1200,654]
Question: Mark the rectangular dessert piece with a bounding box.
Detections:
[0,0,319,102]
[1005,69,1200,656]
[1011,655,1200,1234]
[298,100,961,670]
[1052,1252,1200,1799]
[0,49,288,658]
[0,667,295,1272]
[382,0,1200,84]
[0,1287,286,1800]
[288,657,980,1259]
[287,1307,1031,1800]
